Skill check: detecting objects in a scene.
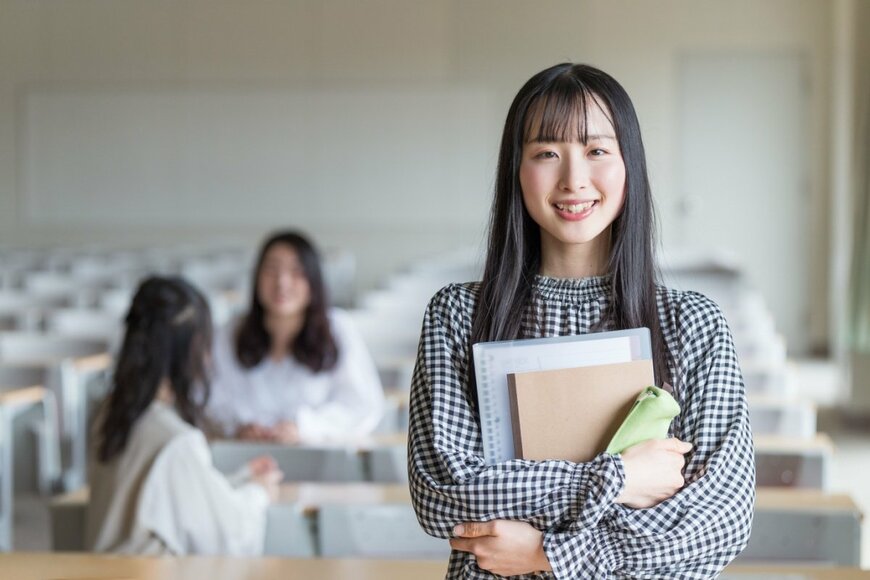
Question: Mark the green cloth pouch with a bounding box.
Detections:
[605,385,681,454]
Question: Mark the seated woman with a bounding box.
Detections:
[206,231,384,443]
[87,276,284,555]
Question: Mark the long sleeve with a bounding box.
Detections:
[542,291,755,578]
[205,323,247,437]
[408,285,626,577]
[296,309,385,442]
[137,430,270,556]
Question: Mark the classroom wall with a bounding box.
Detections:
[0,0,836,351]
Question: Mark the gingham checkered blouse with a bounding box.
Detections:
[408,275,755,579]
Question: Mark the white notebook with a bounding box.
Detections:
[472,328,652,465]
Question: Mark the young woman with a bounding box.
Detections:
[408,63,755,578]
[87,276,284,555]
[206,231,384,443]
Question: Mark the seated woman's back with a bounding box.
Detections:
[86,276,282,556]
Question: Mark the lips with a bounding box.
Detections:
[269,292,295,304]
[552,199,599,222]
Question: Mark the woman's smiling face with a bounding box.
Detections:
[519,98,626,264]
[256,243,311,319]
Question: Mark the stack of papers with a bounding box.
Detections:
[472,328,652,465]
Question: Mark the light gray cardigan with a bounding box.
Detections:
[86,401,269,555]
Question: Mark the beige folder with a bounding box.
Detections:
[507,359,655,462]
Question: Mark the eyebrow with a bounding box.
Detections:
[527,134,617,144]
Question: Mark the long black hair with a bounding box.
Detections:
[235,230,338,372]
[471,63,671,388]
[98,276,213,463]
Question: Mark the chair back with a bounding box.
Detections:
[317,503,448,559]
[210,441,366,482]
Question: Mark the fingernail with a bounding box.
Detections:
[454,524,464,535]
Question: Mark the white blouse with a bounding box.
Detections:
[206,308,385,443]
[86,401,269,556]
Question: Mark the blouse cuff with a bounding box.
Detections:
[237,481,271,511]
[296,407,326,443]
[568,453,625,528]
[543,524,622,578]
[227,464,252,488]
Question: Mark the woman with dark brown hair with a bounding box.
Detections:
[87,276,283,555]
[206,231,384,443]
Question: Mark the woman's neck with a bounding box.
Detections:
[264,312,305,361]
[155,378,175,404]
[539,229,611,279]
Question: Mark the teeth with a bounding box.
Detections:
[555,201,595,213]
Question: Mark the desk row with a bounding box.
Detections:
[2,553,870,580]
[51,483,864,566]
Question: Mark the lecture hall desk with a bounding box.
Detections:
[53,482,412,516]
[0,385,54,551]
[0,554,869,580]
[279,481,410,511]
[52,484,865,557]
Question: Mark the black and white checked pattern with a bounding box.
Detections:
[408,275,755,579]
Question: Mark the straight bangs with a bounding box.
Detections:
[523,79,615,144]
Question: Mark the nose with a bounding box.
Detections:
[275,271,294,290]
[558,155,590,193]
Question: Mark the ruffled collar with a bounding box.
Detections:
[532,274,611,303]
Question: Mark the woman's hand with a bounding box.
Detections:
[616,437,692,509]
[247,455,284,502]
[272,420,300,445]
[250,466,284,502]
[449,520,552,576]
[236,423,276,441]
[247,455,278,477]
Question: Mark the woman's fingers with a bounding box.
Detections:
[665,438,693,454]
[454,521,497,538]
[449,537,476,552]
[617,437,694,508]
[448,520,549,576]
[239,423,275,440]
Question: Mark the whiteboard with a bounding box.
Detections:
[22,86,498,227]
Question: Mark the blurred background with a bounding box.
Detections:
[2,0,866,353]
[1,0,870,571]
